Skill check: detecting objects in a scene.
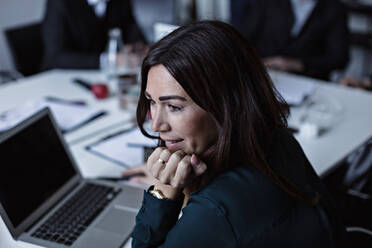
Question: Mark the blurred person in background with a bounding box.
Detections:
[42,0,146,70]
[339,75,372,91]
[235,0,349,81]
[230,0,256,32]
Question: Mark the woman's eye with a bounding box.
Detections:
[168,104,182,112]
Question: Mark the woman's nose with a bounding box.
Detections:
[150,109,169,132]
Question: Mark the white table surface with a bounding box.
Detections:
[270,71,372,176]
[0,69,135,145]
[0,70,136,248]
[1,69,372,247]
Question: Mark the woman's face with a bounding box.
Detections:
[145,64,218,156]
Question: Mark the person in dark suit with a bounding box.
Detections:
[238,0,349,80]
[41,0,146,70]
[230,0,256,32]
[126,21,347,247]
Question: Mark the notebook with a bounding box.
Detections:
[0,108,143,248]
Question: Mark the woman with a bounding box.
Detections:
[128,20,346,247]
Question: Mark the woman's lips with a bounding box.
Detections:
[164,139,184,150]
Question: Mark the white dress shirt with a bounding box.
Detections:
[87,0,110,18]
[290,0,317,37]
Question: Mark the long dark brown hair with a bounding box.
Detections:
[137,20,317,205]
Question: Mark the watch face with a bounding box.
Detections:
[150,189,166,200]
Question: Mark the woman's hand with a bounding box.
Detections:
[147,147,207,200]
[121,163,158,186]
[339,75,361,88]
[339,76,372,91]
[263,56,304,72]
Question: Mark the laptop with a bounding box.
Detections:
[0,108,144,248]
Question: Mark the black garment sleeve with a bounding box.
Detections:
[131,190,184,248]
[240,0,264,43]
[131,192,237,248]
[42,0,146,70]
[301,3,350,79]
[41,0,100,70]
[120,0,147,44]
[240,0,349,80]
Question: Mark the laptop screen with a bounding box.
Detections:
[0,112,77,228]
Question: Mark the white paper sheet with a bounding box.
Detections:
[272,73,315,105]
[87,127,158,167]
[0,98,105,133]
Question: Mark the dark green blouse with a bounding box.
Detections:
[131,130,346,247]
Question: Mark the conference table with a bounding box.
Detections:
[1,69,372,248]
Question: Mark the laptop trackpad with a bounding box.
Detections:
[95,208,136,235]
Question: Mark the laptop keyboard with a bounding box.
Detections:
[31,183,122,246]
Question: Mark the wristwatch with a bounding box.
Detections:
[148,187,167,200]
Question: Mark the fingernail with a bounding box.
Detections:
[191,154,199,166]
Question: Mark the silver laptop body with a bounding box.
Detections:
[0,108,143,248]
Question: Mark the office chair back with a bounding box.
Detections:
[347,228,372,247]
[322,136,372,247]
[131,0,176,43]
[5,22,44,77]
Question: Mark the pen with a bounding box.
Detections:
[73,78,93,90]
[73,78,109,99]
[93,126,141,143]
[45,96,86,106]
[97,129,129,142]
[97,173,146,182]
[127,143,156,149]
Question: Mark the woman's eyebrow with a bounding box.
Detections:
[145,91,186,101]
[158,95,187,101]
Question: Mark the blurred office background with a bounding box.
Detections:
[0,0,46,73]
[2,0,372,80]
[0,0,227,74]
[1,0,372,244]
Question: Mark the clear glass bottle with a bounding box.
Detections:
[103,28,127,93]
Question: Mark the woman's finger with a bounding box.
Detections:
[191,154,207,176]
[149,149,171,178]
[129,175,158,186]
[172,155,192,189]
[159,150,185,184]
[121,163,146,176]
[147,147,165,170]
[159,149,172,163]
